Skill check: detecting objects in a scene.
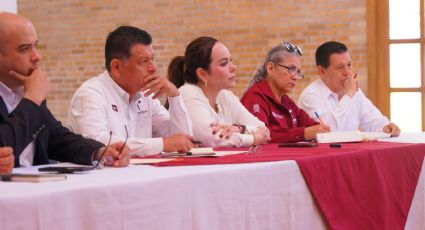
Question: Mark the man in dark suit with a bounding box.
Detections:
[0,12,130,168]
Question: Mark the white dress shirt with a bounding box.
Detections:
[179,83,267,147]
[0,81,34,166]
[67,71,193,156]
[297,79,390,132]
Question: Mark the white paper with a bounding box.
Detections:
[316,131,363,143]
[130,158,176,165]
[214,151,246,156]
[361,132,391,140]
[377,132,425,143]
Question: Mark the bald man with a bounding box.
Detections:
[0,12,129,168]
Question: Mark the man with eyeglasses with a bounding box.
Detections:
[0,12,130,168]
[67,26,195,156]
[298,41,400,136]
[241,42,330,143]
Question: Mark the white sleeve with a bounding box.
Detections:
[298,90,354,131]
[151,96,193,138]
[228,92,268,134]
[67,86,111,144]
[357,91,390,132]
[183,93,254,148]
[67,86,164,156]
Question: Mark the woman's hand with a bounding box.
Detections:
[210,122,240,139]
[252,127,269,145]
[304,125,330,140]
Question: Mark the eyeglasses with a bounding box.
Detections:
[275,63,304,79]
[93,125,128,169]
[94,131,113,169]
[119,125,129,155]
[281,41,303,56]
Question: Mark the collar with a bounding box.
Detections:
[102,71,142,103]
[255,79,291,105]
[184,83,213,102]
[184,83,221,108]
[0,81,24,110]
[316,78,339,100]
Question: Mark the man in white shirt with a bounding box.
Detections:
[298,41,400,136]
[0,12,129,168]
[68,26,195,156]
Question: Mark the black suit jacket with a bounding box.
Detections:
[0,97,104,167]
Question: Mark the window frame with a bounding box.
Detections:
[367,0,425,131]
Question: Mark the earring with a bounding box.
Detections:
[204,80,208,88]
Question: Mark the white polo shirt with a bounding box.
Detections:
[67,71,193,156]
[298,79,390,132]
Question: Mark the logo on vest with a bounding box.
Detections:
[272,111,284,119]
[253,104,260,113]
[137,101,147,114]
[111,104,118,112]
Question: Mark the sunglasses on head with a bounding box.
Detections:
[281,41,303,56]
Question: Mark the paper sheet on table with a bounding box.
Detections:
[161,148,215,157]
[316,131,393,143]
[130,158,176,165]
[377,132,425,143]
[214,150,247,156]
[316,131,363,143]
[161,148,247,157]
[361,132,391,140]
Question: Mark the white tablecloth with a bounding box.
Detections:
[0,159,424,230]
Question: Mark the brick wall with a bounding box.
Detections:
[18,0,367,121]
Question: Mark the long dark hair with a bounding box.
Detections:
[168,36,218,88]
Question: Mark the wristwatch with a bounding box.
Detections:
[233,124,247,134]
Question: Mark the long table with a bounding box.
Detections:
[1,141,424,229]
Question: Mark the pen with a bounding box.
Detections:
[314,112,325,126]
[191,140,202,144]
[353,73,358,79]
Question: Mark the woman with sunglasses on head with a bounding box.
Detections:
[168,37,269,148]
[241,42,330,143]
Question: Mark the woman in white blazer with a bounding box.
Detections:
[168,37,269,148]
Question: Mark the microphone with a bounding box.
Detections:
[93,131,113,169]
[18,124,46,167]
[32,124,46,140]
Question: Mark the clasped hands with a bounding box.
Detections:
[210,122,269,145]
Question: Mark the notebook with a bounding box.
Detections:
[316,131,363,143]
[361,132,391,140]
[316,131,392,143]
[0,173,67,183]
[161,148,216,157]
[130,158,177,165]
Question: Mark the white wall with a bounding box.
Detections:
[0,0,17,13]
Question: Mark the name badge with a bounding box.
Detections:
[137,101,148,114]
[272,111,284,119]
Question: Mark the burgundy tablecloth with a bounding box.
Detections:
[149,142,425,230]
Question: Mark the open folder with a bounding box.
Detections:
[0,173,67,183]
[161,147,216,157]
[316,131,391,143]
[316,131,363,143]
